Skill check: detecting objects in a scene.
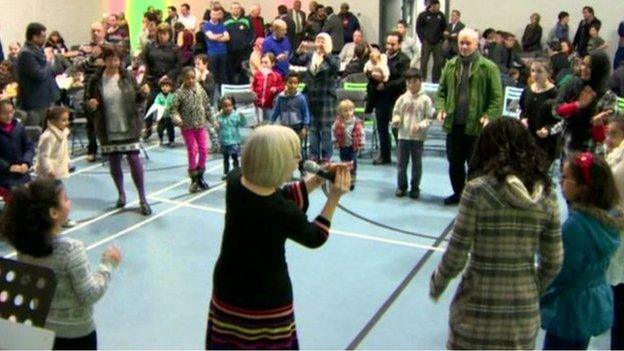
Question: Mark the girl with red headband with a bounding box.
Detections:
[540,152,624,350]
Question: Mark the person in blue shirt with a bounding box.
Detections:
[202,7,229,89]
[262,19,291,78]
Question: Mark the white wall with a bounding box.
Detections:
[449,0,624,59]
[0,1,381,51]
[178,0,381,44]
[0,0,104,49]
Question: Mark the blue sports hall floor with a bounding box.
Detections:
[0,125,612,349]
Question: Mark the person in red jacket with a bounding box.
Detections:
[332,99,364,190]
[252,52,284,124]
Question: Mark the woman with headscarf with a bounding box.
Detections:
[552,50,611,156]
[291,32,340,164]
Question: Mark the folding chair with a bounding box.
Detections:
[66,86,88,156]
[422,82,439,101]
[616,96,624,114]
[221,84,257,126]
[0,257,57,349]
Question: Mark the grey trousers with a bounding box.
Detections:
[421,42,444,83]
[397,139,424,191]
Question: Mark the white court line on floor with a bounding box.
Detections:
[70,142,160,163]
[85,182,226,251]
[3,163,222,259]
[68,144,160,177]
[149,195,446,252]
[149,196,225,213]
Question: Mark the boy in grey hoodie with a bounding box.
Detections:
[392,68,434,199]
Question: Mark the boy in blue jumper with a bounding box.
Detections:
[0,100,34,198]
[272,74,310,173]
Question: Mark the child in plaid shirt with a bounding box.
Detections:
[215,96,246,179]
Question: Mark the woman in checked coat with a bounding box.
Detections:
[429,118,564,349]
[290,32,339,163]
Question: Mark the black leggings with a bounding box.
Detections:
[53,330,97,350]
[157,118,175,143]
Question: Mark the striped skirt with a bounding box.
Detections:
[206,295,299,350]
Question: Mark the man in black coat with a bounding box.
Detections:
[573,6,600,58]
[322,6,344,55]
[416,0,446,83]
[372,32,411,165]
[16,22,58,127]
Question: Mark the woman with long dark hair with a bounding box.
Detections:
[430,118,563,349]
[140,22,182,140]
[85,44,152,215]
[553,49,611,156]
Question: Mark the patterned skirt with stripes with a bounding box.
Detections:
[206,295,299,350]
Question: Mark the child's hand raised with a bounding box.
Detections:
[102,245,122,267]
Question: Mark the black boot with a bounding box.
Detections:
[189,170,201,193]
[197,168,210,190]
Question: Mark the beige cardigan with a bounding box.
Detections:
[35,123,70,179]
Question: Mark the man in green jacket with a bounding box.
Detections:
[436,28,503,205]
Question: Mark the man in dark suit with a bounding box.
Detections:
[372,32,411,165]
[277,5,296,52]
[321,6,344,54]
[443,9,465,59]
[16,22,58,127]
[288,0,306,50]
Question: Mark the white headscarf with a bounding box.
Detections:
[311,32,333,75]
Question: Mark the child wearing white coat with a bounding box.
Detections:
[391,68,433,199]
[35,106,76,227]
[605,114,624,349]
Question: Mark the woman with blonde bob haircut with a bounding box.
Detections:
[206,125,351,349]
[242,119,301,188]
